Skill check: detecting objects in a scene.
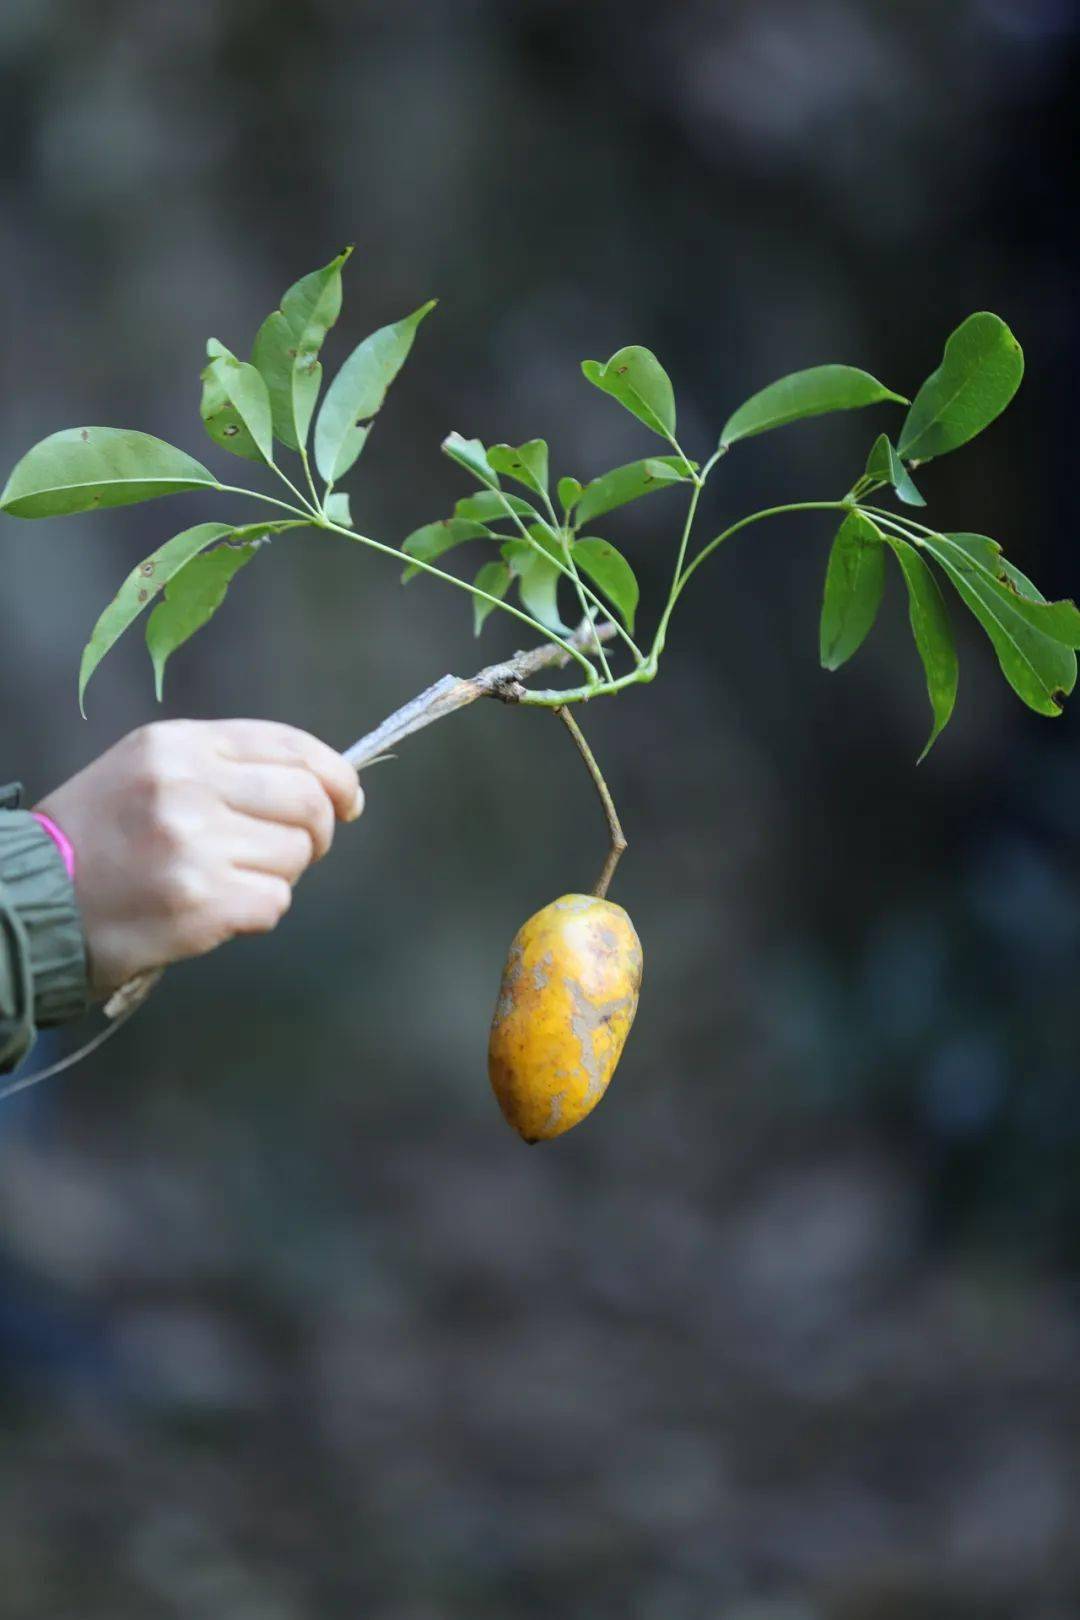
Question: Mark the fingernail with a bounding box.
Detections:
[347,787,365,822]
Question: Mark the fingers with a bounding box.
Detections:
[219,762,337,859]
[226,812,316,884]
[222,869,293,936]
[212,720,362,823]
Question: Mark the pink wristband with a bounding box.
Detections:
[31,811,76,881]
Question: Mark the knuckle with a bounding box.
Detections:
[129,723,189,795]
[147,787,207,857]
[149,805,190,858]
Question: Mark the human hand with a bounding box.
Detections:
[35,719,363,996]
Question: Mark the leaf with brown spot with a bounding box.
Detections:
[79,522,234,712]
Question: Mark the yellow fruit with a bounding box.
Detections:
[488,893,643,1142]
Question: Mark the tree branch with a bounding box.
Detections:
[343,619,617,770]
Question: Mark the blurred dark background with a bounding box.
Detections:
[2,2,1079,1616]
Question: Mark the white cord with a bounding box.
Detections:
[0,1000,142,1103]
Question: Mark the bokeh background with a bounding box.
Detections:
[2,2,1079,1616]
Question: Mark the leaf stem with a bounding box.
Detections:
[862,505,938,542]
[670,499,855,615]
[497,491,642,666]
[317,516,599,678]
[555,705,627,899]
[698,444,728,482]
[267,460,319,516]
[652,476,704,660]
[535,485,614,681]
[214,484,317,521]
[298,446,324,515]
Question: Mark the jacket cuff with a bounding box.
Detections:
[0,810,89,1025]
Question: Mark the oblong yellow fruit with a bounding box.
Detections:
[488,893,643,1142]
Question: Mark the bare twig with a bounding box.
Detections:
[554,706,627,901]
[344,619,617,770]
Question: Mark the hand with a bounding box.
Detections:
[35,719,363,996]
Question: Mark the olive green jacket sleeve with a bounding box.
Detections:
[0,782,89,1074]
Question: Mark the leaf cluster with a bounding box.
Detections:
[1,251,1072,758]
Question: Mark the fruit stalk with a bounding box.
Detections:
[554,706,627,901]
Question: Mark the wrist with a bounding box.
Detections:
[30,810,76,881]
[0,810,89,1026]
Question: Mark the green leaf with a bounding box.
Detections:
[314,300,436,485]
[487,440,549,498]
[146,541,258,700]
[572,537,639,632]
[251,249,351,452]
[929,533,1080,648]
[0,428,217,518]
[441,432,500,489]
[574,456,695,527]
[882,535,958,760]
[897,312,1024,464]
[921,532,1076,714]
[200,340,274,464]
[453,489,537,524]
[400,517,491,582]
[502,539,570,634]
[558,476,583,516]
[581,346,677,440]
[324,492,352,526]
[720,366,907,450]
[78,522,234,712]
[819,511,887,670]
[472,560,510,635]
[864,433,925,506]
